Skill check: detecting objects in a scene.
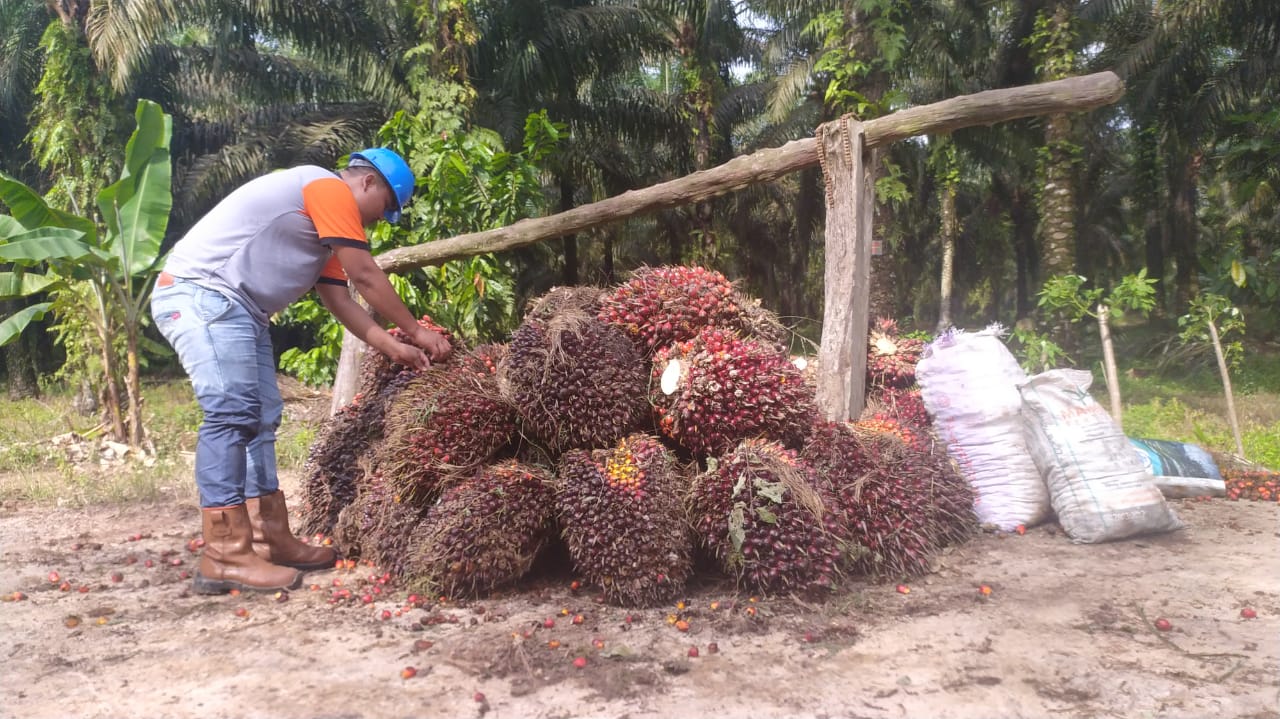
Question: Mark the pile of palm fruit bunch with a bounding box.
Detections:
[298,315,459,536]
[1222,469,1279,502]
[299,266,975,605]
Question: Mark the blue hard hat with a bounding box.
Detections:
[350,147,415,223]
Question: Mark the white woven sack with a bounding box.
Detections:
[1019,369,1183,543]
[916,326,1051,530]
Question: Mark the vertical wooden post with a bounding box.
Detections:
[329,288,369,415]
[330,335,365,415]
[816,117,874,422]
[1097,303,1123,428]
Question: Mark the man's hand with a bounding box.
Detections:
[316,282,433,370]
[385,341,431,371]
[411,326,452,363]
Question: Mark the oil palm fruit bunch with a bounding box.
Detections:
[652,328,816,455]
[299,405,367,535]
[525,285,605,320]
[599,265,787,356]
[403,461,556,597]
[357,314,458,402]
[298,368,414,535]
[331,471,427,577]
[556,434,692,606]
[498,290,649,453]
[301,324,452,534]
[687,439,843,594]
[802,421,974,580]
[866,317,925,390]
[378,345,515,503]
[332,473,388,560]
[863,386,931,434]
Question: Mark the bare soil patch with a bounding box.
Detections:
[1,474,1277,719]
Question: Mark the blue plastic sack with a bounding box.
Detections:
[1129,437,1222,480]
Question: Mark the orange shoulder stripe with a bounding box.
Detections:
[318,254,348,284]
[301,177,367,247]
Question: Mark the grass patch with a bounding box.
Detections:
[4,325,1275,504]
[0,377,322,504]
[1104,328,1280,470]
[0,458,197,507]
[278,424,318,469]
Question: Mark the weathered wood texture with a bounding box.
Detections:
[376,72,1123,275]
[329,288,371,415]
[815,119,874,421]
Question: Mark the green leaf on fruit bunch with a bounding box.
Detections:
[754,506,778,525]
[754,479,786,505]
[728,504,746,556]
[731,472,746,499]
[705,457,718,474]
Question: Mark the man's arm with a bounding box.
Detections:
[315,282,433,370]
[329,244,452,362]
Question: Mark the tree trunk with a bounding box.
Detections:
[1038,112,1077,280]
[692,84,717,261]
[1009,186,1037,320]
[791,167,821,322]
[1136,123,1166,311]
[1169,152,1201,313]
[815,118,872,421]
[868,226,897,321]
[937,177,958,331]
[1097,304,1123,427]
[330,287,369,415]
[867,151,896,322]
[125,322,147,451]
[1208,319,1245,458]
[3,297,40,399]
[559,174,578,286]
[665,214,683,264]
[1144,216,1166,313]
[98,321,126,441]
[602,229,615,284]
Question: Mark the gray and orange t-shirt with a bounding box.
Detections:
[163,166,366,326]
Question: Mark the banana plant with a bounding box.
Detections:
[0,219,104,344]
[0,99,172,449]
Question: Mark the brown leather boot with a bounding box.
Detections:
[247,490,338,570]
[194,504,301,595]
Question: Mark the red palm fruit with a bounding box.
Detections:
[652,328,815,455]
[688,439,843,594]
[598,266,787,356]
[498,288,649,453]
[402,461,555,599]
[557,435,691,606]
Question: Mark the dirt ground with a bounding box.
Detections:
[1,471,1277,719]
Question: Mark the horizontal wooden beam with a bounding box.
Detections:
[378,71,1124,274]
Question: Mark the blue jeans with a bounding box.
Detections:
[152,279,282,508]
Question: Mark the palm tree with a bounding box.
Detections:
[1028,1,1080,281]
[99,0,413,235]
[0,0,54,398]
[16,0,421,236]
[470,0,664,285]
[1114,0,1280,312]
[0,0,49,180]
[733,1,907,322]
